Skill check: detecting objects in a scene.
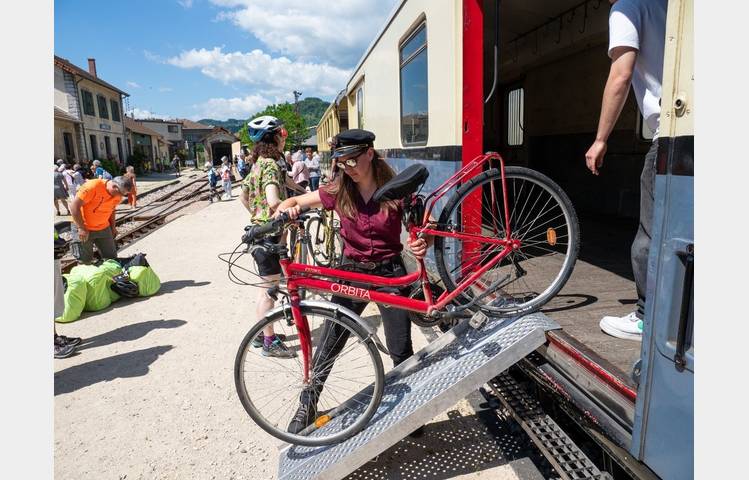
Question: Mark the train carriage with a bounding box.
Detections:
[317,0,693,478]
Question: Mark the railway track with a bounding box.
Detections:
[58,174,226,273]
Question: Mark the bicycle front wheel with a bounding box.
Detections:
[434,167,579,315]
[234,303,385,446]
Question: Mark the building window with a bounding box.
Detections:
[90,134,98,159]
[400,22,428,146]
[168,125,179,133]
[104,136,112,158]
[355,86,364,129]
[97,94,109,119]
[117,137,124,162]
[507,87,524,146]
[110,99,121,122]
[63,132,75,160]
[81,89,95,116]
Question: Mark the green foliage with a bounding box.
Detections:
[297,97,330,127]
[127,150,147,175]
[100,157,121,176]
[244,102,308,149]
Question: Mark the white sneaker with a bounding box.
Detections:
[599,311,643,341]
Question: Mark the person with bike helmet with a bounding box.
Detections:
[239,115,295,359]
[274,128,432,434]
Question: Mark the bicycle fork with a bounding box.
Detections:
[289,290,313,384]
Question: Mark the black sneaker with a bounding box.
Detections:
[262,338,297,358]
[252,333,286,348]
[287,401,318,434]
[56,335,82,347]
[55,342,76,359]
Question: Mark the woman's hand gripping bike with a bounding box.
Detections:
[227,152,579,446]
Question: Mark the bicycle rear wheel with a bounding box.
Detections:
[307,211,343,267]
[434,166,579,315]
[234,303,385,446]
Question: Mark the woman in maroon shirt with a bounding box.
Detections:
[274,129,430,434]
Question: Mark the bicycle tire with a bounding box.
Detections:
[307,212,343,267]
[434,166,579,316]
[234,303,385,446]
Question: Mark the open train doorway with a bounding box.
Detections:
[481,0,656,373]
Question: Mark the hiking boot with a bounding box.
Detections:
[55,342,76,359]
[599,311,643,341]
[287,399,318,434]
[56,335,82,347]
[252,333,287,348]
[262,338,297,358]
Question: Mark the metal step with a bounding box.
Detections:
[277,312,560,480]
[488,373,613,480]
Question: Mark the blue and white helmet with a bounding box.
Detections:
[247,115,283,143]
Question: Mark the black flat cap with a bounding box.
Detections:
[332,129,376,158]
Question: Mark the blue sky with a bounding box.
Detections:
[54,0,398,121]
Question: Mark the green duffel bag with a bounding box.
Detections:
[55,273,88,323]
[70,264,113,311]
[98,259,123,302]
[129,265,161,297]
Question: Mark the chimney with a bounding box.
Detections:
[87,58,97,77]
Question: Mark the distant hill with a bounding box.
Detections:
[298,97,331,127]
[197,118,245,133]
[198,97,330,134]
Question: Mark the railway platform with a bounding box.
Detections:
[54,183,640,479]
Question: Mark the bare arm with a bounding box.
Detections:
[70,196,86,232]
[265,184,282,212]
[240,186,251,212]
[274,190,323,219]
[585,47,636,175]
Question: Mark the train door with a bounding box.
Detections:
[630,1,694,478]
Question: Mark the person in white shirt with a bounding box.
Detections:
[304,147,321,191]
[585,0,667,341]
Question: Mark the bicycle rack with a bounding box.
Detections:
[277,312,560,480]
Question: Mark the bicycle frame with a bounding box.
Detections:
[279,152,515,382]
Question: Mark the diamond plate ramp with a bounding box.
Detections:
[277,312,560,480]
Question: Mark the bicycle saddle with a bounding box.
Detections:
[372,164,429,202]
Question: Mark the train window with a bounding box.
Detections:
[356,86,364,128]
[507,87,524,146]
[400,22,428,146]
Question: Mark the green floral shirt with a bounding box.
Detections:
[242,156,286,224]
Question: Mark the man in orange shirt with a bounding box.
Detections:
[70,176,133,264]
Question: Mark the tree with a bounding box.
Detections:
[239,102,307,149]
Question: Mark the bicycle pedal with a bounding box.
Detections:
[469,311,488,330]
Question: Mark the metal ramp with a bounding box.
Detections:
[277,312,560,480]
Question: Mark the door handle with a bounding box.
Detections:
[674,244,694,371]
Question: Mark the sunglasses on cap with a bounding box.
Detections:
[280,127,288,138]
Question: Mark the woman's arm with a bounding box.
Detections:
[265,184,282,212]
[274,190,323,219]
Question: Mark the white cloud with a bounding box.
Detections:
[190,94,273,120]
[144,50,163,62]
[159,87,173,92]
[128,108,171,120]
[210,0,399,67]
[166,47,350,98]
[126,81,141,88]
[177,0,194,8]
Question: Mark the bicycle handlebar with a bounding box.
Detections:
[242,206,311,244]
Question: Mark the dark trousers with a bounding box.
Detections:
[71,224,117,264]
[302,256,414,403]
[632,141,658,319]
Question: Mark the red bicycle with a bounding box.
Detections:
[227,152,579,445]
